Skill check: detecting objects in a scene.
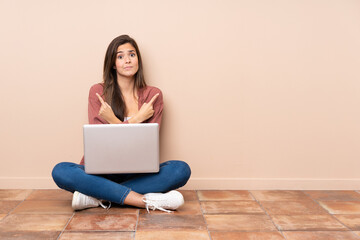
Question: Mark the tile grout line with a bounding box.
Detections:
[1,189,35,221]
[351,231,360,240]
[304,190,360,239]
[56,211,75,240]
[133,209,140,240]
[301,190,354,231]
[248,190,288,240]
[197,190,213,240]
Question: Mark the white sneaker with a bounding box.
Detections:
[72,191,111,210]
[143,190,184,213]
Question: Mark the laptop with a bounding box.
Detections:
[83,123,159,174]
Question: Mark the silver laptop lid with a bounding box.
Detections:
[83,123,159,174]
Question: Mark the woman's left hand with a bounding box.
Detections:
[96,93,120,124]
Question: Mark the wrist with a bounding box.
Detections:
[109,116,121,124]
[128,116,139,123]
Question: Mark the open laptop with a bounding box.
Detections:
[83,123,159,174]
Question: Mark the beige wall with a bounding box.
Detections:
[1,0,359,189]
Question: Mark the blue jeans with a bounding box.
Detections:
[52,160,191,205]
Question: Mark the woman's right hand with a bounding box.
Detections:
[130,93,159,123]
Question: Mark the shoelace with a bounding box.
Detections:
[143,198,173,213]
[99,200,111,210]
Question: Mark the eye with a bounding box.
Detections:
[130,53,136,57]
[117,55,123,59]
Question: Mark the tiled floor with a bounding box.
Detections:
[1,190,360,239]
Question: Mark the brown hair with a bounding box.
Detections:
[102,35,146,121]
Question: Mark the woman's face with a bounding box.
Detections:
[114,43,139,79]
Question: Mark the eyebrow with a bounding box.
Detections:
[116,50,135,54]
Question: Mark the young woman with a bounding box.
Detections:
[52,35,191,212]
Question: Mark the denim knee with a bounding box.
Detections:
[51,162,76,190]
[169,160,191,187]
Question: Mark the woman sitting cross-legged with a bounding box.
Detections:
[52,35,191,212]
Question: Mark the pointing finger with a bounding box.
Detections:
[148,93,160,105]
[96,93,106,105]
[105,102,111,108]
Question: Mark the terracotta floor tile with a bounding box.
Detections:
[201,201,264,214]
[319,201,360,214]
[210,232,285,240]
[66,214,137,231]
[140,200,202,215]
[0,189,33,200]
[271,215,347,231]
[205,214,276,231]
[75,205,139,215]
[334,215,360,230]
[135,230,210,240]
[197,190,253,201]
[282,231,359,240]
[251,190,311,201]
[12,200,73,214]
[261,200,328,215]
[26,189,73,201]
[304,191,360,201]
[0,231,60,240]
[0,201,21,214]
[5,189,360,237]
[60,231,134,240]
[0,214,71,231]
[179,190,198,201]
[137,214,206,230]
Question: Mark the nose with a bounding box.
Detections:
[125,55,131,63]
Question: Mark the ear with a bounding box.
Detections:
[113,66,116,69]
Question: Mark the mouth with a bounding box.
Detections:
[124,66,133,70]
